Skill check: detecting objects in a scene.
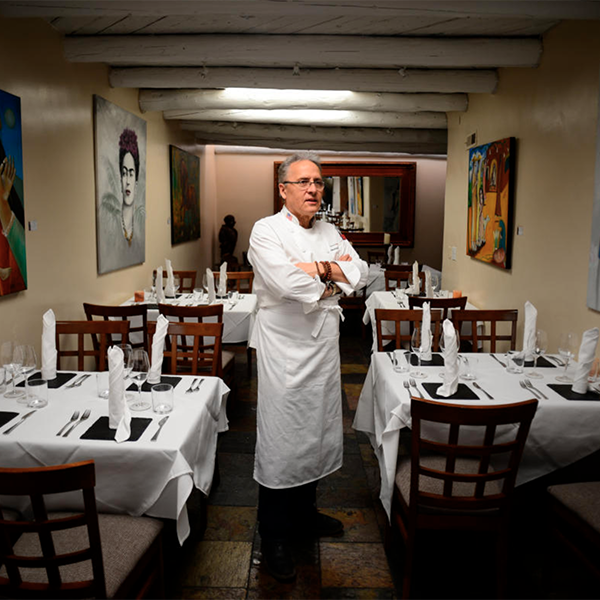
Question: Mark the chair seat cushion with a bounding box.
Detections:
[222,350,235,369]
[395,453,503,513]
[0,512,163,597]
[548,482,600,533]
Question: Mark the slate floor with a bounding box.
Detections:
[161,315,598,599]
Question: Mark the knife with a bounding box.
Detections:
[3,410,35,434]
[491,354,507,368]
[151,416,169,442]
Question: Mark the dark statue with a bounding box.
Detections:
[219,214,239,267]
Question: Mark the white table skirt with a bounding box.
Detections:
[0,371,229,545]
[353,352,600,520]
[123,293,258,344]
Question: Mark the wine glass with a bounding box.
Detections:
[128,348,151,411]
[2,342,25,399]
[527,329,548,379]
[556,332,579,383]
[17,345,38,404]
[411,326,429,379]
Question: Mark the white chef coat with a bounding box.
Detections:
[248,207,368,489]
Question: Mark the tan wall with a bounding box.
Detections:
[443,21,600,350]
[213,149,446,270]
[0,18,212,352]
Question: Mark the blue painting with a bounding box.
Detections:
[0,89,26,296]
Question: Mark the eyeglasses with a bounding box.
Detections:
[283,179,325,191]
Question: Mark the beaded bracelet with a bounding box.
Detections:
[315,261,327,282]
[320,260,332,282]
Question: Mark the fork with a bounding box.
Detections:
[409,377,424,398]
[185,378,199,393]
[519,380,542,400]
[62,409,91,437]
[192,378,204,392]
[402,380,412,397]
[524,378,548,400]
[56,411,80,436]
[66,374,91,389]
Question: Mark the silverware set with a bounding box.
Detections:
[62,409,91,437]
[185,378,204,393]
[65,374,91,388]
[57,411,80,436]
[520,378,548,400]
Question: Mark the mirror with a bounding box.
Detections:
[274,162,416,246]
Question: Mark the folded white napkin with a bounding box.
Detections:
[206,267,216,304]
[156,267,165,304]
[147,314,169,384]
[421,302,432,361]
[405,261,420,295]
[438,319,459,397]
[572,327,600,394]
[108,346,131,443]
[165,258,176,297]
[387,244,394,264]
[523,301,538,361]
[41,309,57,380]
[425,270,434,298]
[393,247,400,265]
[218,261,228,297]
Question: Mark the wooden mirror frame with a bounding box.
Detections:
[274,161,416,247]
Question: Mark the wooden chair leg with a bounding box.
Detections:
[496,529,508,599]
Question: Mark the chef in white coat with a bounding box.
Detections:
[248,152,368,582]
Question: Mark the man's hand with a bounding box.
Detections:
[337,254,352,262]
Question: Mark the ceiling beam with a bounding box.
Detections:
[165,108,447,129]
[113,67,498,94]
[3,1,600,20]
[140,89,467,113]
[64,34,542,68]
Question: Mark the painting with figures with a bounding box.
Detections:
[169,145,200,245]
[94,95,147,274]
[0,88,27,296]
[467,137,515,270]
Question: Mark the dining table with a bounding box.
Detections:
[122,292,258,345]
[353,350,600,520]
[0,370,230,545]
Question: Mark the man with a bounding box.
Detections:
[248,152,368,581]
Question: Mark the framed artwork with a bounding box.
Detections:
[169,145,200,245]
[0,89,27,296]
[588,76,600,311]
[93,95,146,274]
[467,137,515,269]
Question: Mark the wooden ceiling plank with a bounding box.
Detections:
[111,66,498,94]
[139,88,467,113]
[64,34,542,68]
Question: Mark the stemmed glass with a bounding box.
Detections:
[17,345,38,404]
[411,326,430,379]
[527,329,548,379]
[128,348,151,411]
[1,342,25,399]
[556,332,579,383]
[115,343,133,399]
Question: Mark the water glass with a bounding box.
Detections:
[96,371,109,399]
[26,378,48,409]
[152,383,174,414]
[393,349,410,373]
[506,350,525,374]
[460,355,478,380]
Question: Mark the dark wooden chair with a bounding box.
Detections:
[384,270,425,291]
[338,286,367,338]
[374,308,443,352]
[83,303,148,352]
[391,397,538,598]
[213,271,254,293]
[385,264,413,272]
[156,303,236,388]
[408,295,468,321]
[153,269,197,293]
[148,320,223,377]
[452,308,518,353]
[367,250,386,264]
[546,482,600,590]
[0,460,164,599]
[56,321,130,372]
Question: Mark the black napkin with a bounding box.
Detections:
[80,416,153,442]
[17,372,78,389]
[0,411,18,428]
[547,384,600,401]
[410,353,445,367]
[523,356,556,368]
[422,382,480,400]
[127,375,181,392]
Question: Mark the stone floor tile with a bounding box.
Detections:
[343,382,364,411]
[341,363,369,375]
[320,542,395,589]
[319,508,382,542]
[203,505,257,542]
[178,587,248,599]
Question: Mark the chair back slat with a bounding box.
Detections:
[375,308,443,352]
[452,309,518,353]
[384,270,425,291]
[408,295,468,321]
[153,270,197,293]
[83,302,148,352]
[213,271,254,293]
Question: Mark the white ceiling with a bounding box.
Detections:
[3,1,600,155]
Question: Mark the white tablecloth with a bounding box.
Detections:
[0,372,229,545]
[123,293,258,344]
[353,352,600,519]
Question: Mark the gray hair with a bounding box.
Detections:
[278,152,322,184]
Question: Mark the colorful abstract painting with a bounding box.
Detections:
[0,89,27,296]
[467,137,515,269]
[94,95,147,274]
[170,145,200,245]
